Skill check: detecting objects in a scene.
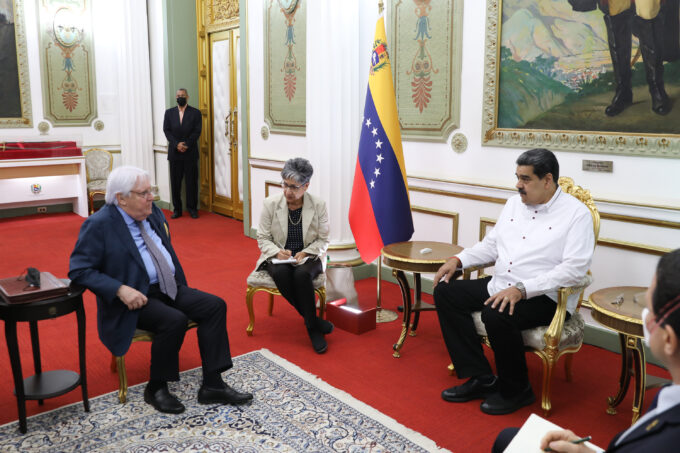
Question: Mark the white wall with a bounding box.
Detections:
[245,1,680,306]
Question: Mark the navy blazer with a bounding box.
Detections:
[163,105,202,161]
[68,204,187,356]
[606,399,680,452]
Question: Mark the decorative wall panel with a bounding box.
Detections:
[0,0,32,128]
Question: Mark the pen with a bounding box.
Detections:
[544,435,591,452]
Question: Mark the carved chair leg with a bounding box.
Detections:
[541,357,556,417]
[116,356,128,404]
[110,354,117,373]
[316,287,326,318]
[268,293,274,316]
[88,193,95,215]
[447,362,455,376]
[246,286,256,336]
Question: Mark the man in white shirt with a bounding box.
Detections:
[433,148,595,415]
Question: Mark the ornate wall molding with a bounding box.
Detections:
[0,0,33,128]
[205,0,239,33]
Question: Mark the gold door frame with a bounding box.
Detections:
[196,0,240,216]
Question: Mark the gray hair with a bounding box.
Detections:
[105,166,150,205]
[281,157,313,185]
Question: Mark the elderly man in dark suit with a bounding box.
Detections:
[163,88,202,219]
[69,166,252,414]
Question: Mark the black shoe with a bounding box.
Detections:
[307,326,328,353]
[197,383,253,405]
[171,212,182,219]
[316,318,334,335]
[480,385,536,415]
[144,385,185,414]
[441,376,498,402]
[189,211,199,219]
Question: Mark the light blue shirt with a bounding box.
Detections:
[116,207,175,284]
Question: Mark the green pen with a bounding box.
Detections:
[544,435,592,452]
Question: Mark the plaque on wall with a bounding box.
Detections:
[39,0,98,126]
[0,0,33,128]
[263,0,306,135]
[389,0,463,142]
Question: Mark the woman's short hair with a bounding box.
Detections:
[653,248,680,334]
[281,158,314,185]
[516,148,560,183]
[105,166,150,205]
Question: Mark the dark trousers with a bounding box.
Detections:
[169,159,198,214]
[266,258,323,328]
[136,284,232,381]
[433,276,560,396]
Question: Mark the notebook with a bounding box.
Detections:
[504,413,603,453]
[0,272,70,304]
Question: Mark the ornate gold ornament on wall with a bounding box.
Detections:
[205,0,239,32]
[38,121,50,135]
[93,120,104,131]
[261,125,270,140]
[450,132,467,153]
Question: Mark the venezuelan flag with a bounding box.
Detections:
[349,16,413,263]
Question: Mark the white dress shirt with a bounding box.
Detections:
[456,187,595,312]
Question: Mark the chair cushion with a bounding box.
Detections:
[87,180,107,191]
[247,269,325,289]
[85,150,112,181]
[471,311,585,350]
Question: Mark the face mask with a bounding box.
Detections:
[641,307,652,347]
[176,97,187,107]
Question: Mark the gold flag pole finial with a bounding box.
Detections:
[378,0,384,15]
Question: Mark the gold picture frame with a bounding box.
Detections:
[481,0,680,158]
[0,0,33,128]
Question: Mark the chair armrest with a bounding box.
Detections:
[543,272,592,350]
[462,262,495,280]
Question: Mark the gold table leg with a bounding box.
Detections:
[392,269,412,358]
[606,333,646,425]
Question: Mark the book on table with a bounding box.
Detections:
[0,272,69,304]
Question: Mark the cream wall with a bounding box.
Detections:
[244,2,680,318]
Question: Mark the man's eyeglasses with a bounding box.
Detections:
[281,181,305,191]
[130,190,154,198]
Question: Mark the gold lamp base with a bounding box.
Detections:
[376,308,398,323]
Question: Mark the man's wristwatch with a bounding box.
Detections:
[515,282,527,300]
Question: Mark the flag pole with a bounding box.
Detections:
[378,0,384,14]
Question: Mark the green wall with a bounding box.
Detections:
[163,0,199,108]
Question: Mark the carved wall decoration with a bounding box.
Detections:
[38,0,97,126]
[206,0,239,33]
[263,0,306,135]
[0,0,33,128]
[450,132,467,153]
[390,0,463,142]
[482,0,680,158]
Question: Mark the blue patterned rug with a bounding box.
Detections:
[0,349,450,452]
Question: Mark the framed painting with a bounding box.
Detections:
[39,0,97,126]
[263,0,306,135]
[482,0,680,158]
[0,0,33,128]
[390,0,463,142]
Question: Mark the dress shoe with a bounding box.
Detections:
[189,211,199,219]
[171,212,182,219]
[441,375,498,402]
[307,326,328,353]
[144,385,185,414]
[198,383,253,405]
[480,385,535,415]
[316,318,334,335]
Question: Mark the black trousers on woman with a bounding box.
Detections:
[433,276,563,396]
[266,258,323,329]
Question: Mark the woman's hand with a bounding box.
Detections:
[276,249,293,260]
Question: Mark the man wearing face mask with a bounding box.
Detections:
[492,248,680,452]
[163,88,202,219]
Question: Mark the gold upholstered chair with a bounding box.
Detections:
[245,269,326,336]
[110,322,197,403]
[448,177,600,416]
[84,148,113,215]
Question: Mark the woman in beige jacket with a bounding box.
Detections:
[256,158,332,353]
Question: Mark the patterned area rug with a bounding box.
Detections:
[0,349,450,452]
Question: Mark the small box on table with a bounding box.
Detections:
[325,298,376,334]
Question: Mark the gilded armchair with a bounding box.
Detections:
[450,176,600,416]
[83,148,113,215]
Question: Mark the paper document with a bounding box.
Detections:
[271,256,310,265]
[504,413,603,453]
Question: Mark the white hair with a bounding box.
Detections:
[105,166,150,205]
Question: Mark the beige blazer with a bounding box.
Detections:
[256,192,330,271]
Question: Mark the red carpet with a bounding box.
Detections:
[0,211,670,452]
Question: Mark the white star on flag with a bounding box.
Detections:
[374,168,381,177]
[376,154,384,163]
[369,180,375,188]
[375,139,383,149]
[365,118,371,127]
[371,127,378,136]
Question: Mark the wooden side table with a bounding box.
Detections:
[588,286,668,425]
[0,284,90,433]
[382,241,462,358]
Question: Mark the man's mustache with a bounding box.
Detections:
[518,189,526,195]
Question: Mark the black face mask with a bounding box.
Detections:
[176,97,187,107]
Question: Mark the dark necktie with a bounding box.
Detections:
[136,220,177,300]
